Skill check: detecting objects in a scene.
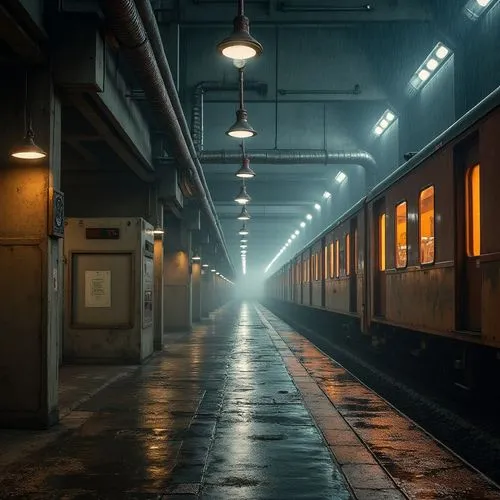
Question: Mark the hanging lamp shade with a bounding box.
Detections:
[226,109,257,138]
[234,184,251,204]
[239,224,249,235]
[237,206,251,220]
[10,129,46,160]
[152,227,165,235]
[217,14,263,60]
[236,157,255,178]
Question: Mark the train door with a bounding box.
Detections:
[455,139,481,332]
[349,219,357,313]
[374,200,386,317]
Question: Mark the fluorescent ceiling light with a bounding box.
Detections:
[291,234,296,239]
[323,191,331,199]
[335,171,347,184]
[373,109,397,137]
[287,238,292,243]
[306,214,312,220]
[464,0,495,20]
[300,221,306,228]
[314,203,321,210]
[408,42,452,93]
[294,230,300,235]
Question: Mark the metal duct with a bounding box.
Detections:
[102,0,233,274]
[191,80,268,151]
[198,149,378,188]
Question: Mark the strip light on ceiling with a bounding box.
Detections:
[374,109,397,136]
[408,42,453,93]
[464,0,498,20]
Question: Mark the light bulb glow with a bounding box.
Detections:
[380,119,388,129]
[294,230,300,235]
[228,129,255,139]
[222,45,257,60]
[323,191,331,199]
[335,171,347,183]
[426,58,439,71]
[314,203,321,211]
[435,45,449,60]
[306,214,312,220]
[418,69,430,81]
[385,111,395,122]
[288,238,292,244]
[374,126,383,135]
[300,222,306,228]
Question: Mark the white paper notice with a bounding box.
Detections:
[85,270,111,308]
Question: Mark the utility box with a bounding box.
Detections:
[63,217,154,364]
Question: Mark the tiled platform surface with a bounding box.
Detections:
[256,305,500,500]
[0,302,499,499]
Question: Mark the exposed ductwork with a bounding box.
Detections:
[191,80,268,151]
[197,149,378,188]
[102,0,234,274]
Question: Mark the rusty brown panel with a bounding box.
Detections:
[480,106,500,255]
[311,282,322,308]
[325,278,350,312]
[482,261,500,348]
[385,267,455,332]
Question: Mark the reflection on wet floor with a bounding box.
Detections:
[0,302,352,499]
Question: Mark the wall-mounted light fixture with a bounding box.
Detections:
[408,42,452,93]
[217,0,263,60]
[335,171,347,183]
[464,0,497,20]
[374,109,397,136]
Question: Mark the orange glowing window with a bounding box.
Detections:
[419,186,435,264]
[395,201,407,268]
[324,246,328,280]
[466,165,480,257]
[335,240,340,278]
[345,233,350,276]
[329,242,334,278]
[379,213,386,271]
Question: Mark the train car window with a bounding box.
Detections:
[379,213,386,271]
[419,186,435,264]
[329,242,334,278]
[354,229,358,273]
[395,201,408,268]
[466,165,481,257]
[316,252,320,281]
[324,246,328,280]
[335,240,340,278]
[345,234,350,276]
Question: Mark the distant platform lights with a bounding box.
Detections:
[335,171,347,184]
[464,0,497,20]
[374,110,397,137]
[408,42,453,93]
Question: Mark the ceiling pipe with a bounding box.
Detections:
[192,80,268,151]
[196,149,378,189]
[103,0,234,275]
[278,3,373,13]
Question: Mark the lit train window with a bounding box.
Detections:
[324,246,328,280]
[329,242,334,278]
[379,213,386,271]
[335,240,340,278]
[466,165,480,257]
[419,186,435,264]
[345,234,350,276]
[395,201,408,268]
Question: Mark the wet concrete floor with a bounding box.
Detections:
[0,302,352,499]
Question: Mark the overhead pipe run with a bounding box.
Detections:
[102,0,234,275]
[196,149,378,189]
[191,80,268,151]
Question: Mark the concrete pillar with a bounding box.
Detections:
[191,261,201,322]
[201,268,212,317]
[153,204,164,350]
[0,68,62,428]
[164,219,192,331]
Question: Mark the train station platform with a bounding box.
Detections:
[0,302,499,499]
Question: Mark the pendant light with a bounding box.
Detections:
[234,182,251,205]
[10,70,47,160]
[152,184,165,236]
[217,0,263,61]
[237,206,251,220]
[226,67,257,138]
[239,224,249,236]
[235,141,255,178]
